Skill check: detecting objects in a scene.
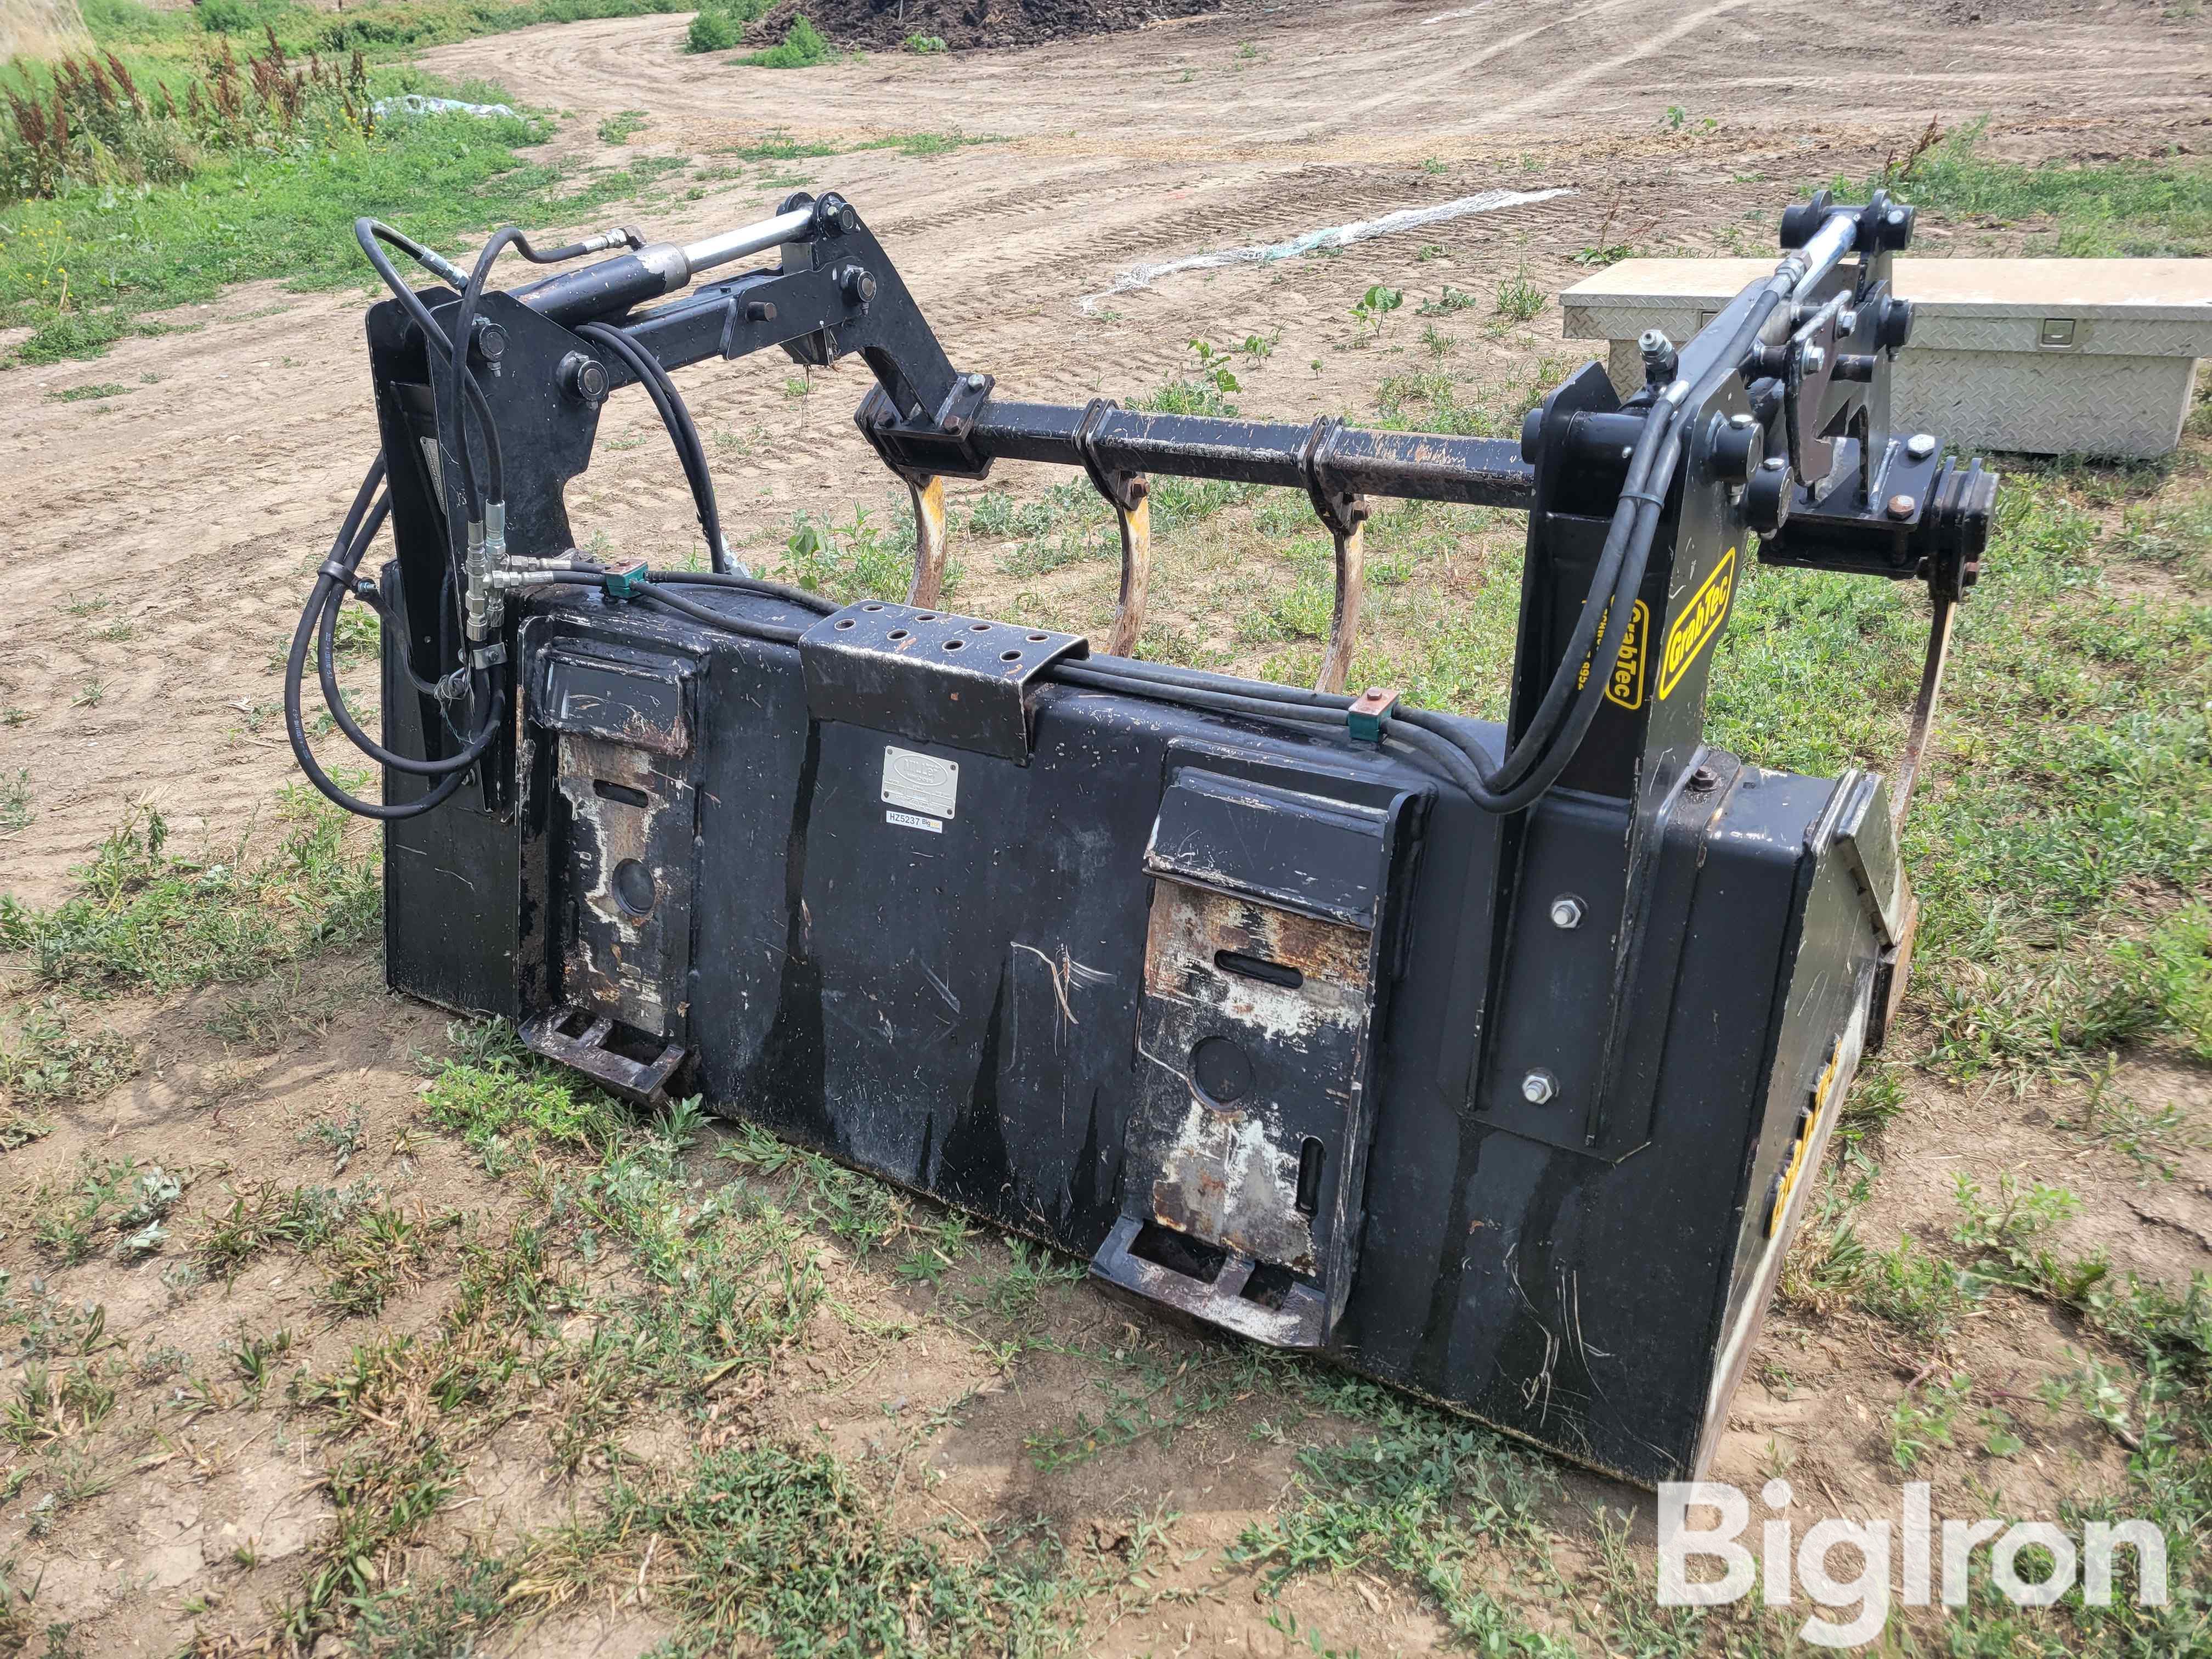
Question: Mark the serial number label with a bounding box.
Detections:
[881,746,958,820]
[885,809,944,834]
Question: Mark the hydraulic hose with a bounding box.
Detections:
[578,321,732,573]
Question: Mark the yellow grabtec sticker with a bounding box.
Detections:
[1575,598,1649,711]
[1766,1039,1844,1238]
[1657,546,1736,701]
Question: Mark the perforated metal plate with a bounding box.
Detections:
[799,601,1087,762]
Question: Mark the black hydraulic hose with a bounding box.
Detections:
[1053,662,1348,730]
[314,500,494,777]
[629,582,804,644]
[510,227,632,264]
[308,481,498,776]
[578,322,731,573]
[644,568,837,614]
[444,227,526,521]
[284,461,507,820]
[357,217,505,552]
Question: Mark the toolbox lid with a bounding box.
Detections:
[1562,258,2212,357]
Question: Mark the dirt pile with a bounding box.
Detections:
[745,0,1234,52]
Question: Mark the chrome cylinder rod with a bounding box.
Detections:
[680,207,820,281]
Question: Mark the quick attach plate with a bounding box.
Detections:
[799,601,1087,763]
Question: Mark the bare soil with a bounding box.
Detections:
[3,0,2209,1652]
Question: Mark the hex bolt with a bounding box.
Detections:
[1836,309,1858,334]
[966,373,987,391]
[1521,1069,1558,1106]
[1887,493,1917,520]
[839,266,878,307]
[1905,432,1938,460]
[1549,895,1585,930]
[557,351,608,405]
[1801,345,1826,375]
[1688,764,1720,792]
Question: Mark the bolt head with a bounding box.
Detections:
[1548,895,1584,930]
[1521,1069,1558,1105]
[1689,764,1720,792]
[966,373,986,391]
[1801,345,1826,375]
[1887,493,1917,520]
[1836,309,1858,334]
[1905,432,1938,460]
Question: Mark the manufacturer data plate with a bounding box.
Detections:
[882,746,958,820]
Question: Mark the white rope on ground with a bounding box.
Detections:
[1077,186,1575,314]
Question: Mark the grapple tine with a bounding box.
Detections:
[1299,416,1372,695]
[1075,397,1153,657]
[1104,494,1152,657]
[1313,518,1366,695]
[905,472,949,608]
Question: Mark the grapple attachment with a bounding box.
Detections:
[291,186,1993,1485]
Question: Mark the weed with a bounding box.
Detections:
[223,1324,294,1399]
[43,382,128,402]
[1889,1372,1971,1470]
[28,1156,148,1264]
[319,1198,443,1316]
[740,14,836,68]
[300,1107,366,1173]
[571,1442,1092,1651]
[196,1181,369,1278]
[778,506,913,602]
[1231,1380,1567,1651]
[1,77,688,365]
[2,1364,116,1447]
[1350,282,1404,337]
[903,31,947,52]
[0,802,377,992]
[684,0,771,50]
[965,1239,1083,1320]
[595,108,645,143]
[1493,269,1544,323]
[1,996,138,1126]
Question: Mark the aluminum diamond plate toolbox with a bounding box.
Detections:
[1563,258,2211,458]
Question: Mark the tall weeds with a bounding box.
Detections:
[1,32,375,203]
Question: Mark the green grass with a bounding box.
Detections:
[1869,117,2212,255]
[0,799,377,992]
[79,0,685,63]
[1231,1377,1571,1654]
[0,98,687,364]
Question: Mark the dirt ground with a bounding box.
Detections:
[3,0,2210,1652]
